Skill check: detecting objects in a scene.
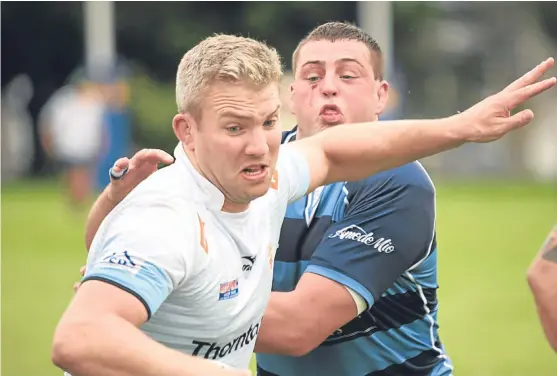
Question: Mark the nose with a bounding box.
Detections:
[244,127,269,157]
[319,74,338,98]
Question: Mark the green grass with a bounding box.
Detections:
[2,179,556,376]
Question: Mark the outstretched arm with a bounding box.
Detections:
[527,224,557,353]
[85,58,555,249]
[290,58,555,194]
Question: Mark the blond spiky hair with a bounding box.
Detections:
[176,34,283,114]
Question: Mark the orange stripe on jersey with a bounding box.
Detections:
[270,169,279,190]
[197,214,209,253]
[268,244,275,269]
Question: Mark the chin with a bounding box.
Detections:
[246,183,271,201]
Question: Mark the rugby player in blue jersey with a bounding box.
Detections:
[257,22,452,375]
[79,24,555,376]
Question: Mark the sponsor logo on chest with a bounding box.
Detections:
[219,279,239,301]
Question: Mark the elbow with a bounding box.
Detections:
[526,267,537,290]
[51,321,91,372]
[84,227,94,252]
[526,262,547,292]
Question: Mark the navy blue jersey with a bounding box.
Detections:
[256,128,453,376]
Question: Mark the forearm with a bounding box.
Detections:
[85,186,119,251]
[52,314,229,376]
[317,116,463,184]
[255,292,309,356]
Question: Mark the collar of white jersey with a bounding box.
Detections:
[173,142,225,211]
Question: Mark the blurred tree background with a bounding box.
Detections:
[2,1,557,178]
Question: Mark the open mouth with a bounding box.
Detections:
[319,104,342,116]
[241,164,268,179]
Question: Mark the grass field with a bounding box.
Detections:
[2,178,556,376]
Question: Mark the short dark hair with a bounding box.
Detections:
[292,21,384,80]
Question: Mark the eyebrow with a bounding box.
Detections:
[221,105,281,121]
[266,105,281,118]
[301,58,365,69]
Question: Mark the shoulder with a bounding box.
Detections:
[107,167,200,240]
[346,162,434,198]
[344,162,435,212]
[124,164,195,207]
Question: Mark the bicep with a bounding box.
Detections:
[64,279,149,326]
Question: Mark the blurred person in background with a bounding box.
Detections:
[527,223,557,353]
[78,24,556,376]
[38,77,106,209]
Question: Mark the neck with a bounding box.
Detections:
[182,144,250,214]
[221,200,250,213]
[295,127,311,140]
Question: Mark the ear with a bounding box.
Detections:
[375,80,390,116]
[172,113,196,151]
[289,83,296,116]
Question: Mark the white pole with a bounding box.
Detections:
[357,1,394,80]
[84,1,116,79]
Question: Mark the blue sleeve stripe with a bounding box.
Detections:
[84,260,171,318]
[305,265,375,308]
[82,276,152,319]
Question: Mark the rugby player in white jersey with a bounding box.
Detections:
[52,31,555,376]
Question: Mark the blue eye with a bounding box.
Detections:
[263,120,277,128]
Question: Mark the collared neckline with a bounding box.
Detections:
[283,126,298,143]
[173,143,225,211]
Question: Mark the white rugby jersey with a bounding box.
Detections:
[83,142,310,369]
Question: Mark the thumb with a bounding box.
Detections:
[506,109,534,131]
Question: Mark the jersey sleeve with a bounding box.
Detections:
[274,144,311,205]
[305,165,436,309]
[83,203,197,319]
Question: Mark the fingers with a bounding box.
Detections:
[80,265,86,276]
[109,157,130,180]
[136,149,174,165]
[73,282,81,293]
[503,57,555,93]
[503,109,535,132]
[109,149,173,181]
[129,148,174,167]
[508,76,556,109]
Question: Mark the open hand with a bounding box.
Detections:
[460,57,555,143]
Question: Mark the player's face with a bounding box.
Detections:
[193,81,282,212]
[291,40,389,138]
